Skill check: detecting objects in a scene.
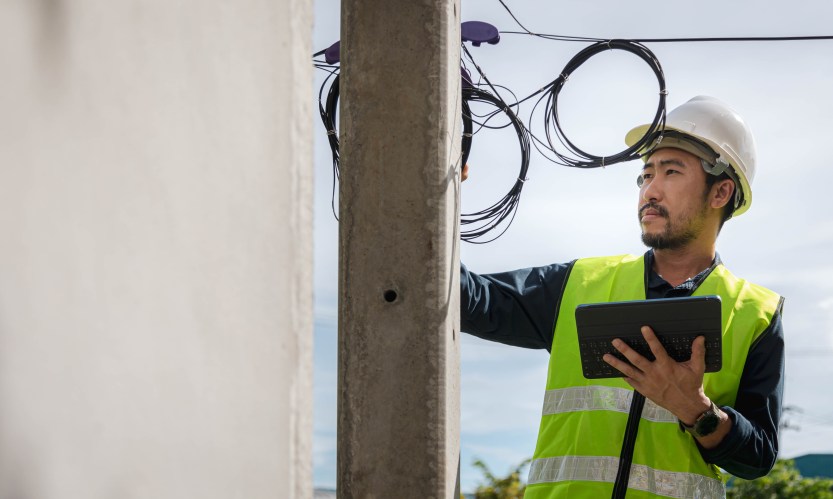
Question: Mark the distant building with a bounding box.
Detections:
[793,454,833,479]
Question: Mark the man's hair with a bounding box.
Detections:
[702,160,735,229]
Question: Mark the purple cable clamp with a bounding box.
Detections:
[325,41,341,64]
[461,21,500,46]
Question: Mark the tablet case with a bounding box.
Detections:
[575,295,723,379]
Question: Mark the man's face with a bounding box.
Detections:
[637,148,711,250]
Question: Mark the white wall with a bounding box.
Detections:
[0,1,312,497]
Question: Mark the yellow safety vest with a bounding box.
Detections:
[525,255,781,499]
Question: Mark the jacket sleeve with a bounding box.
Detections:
[460,261,573,351]
[698,300,786,479]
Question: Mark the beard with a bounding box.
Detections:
[639,201,708,250]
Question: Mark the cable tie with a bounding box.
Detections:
[518,177,528,183]
[606,39,613,50]
[560,73,569,82]
[462,133,473,138]
[327,130,337,136]
[659,89,669,95]
[601,156,606,167]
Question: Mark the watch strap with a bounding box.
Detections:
[679,400,720,438]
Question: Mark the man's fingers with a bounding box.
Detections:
[461,163,469,181]
[690,335,707,373]
[603,352,641,379]
[641,325,669,361]
[612,338,650,369]
[606,330,708,382]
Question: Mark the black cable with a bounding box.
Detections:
[534,39,667,169]
[633,35,833,42]
[500,30,833,44]
[461,95,473,168]
[315,46,531,243]
[494,0,833,44]
[314,36,667,242]
[462,37,667,171]
[315,3,833,243]
[460,84,531,243]
[317,67,341,220]
[494,0,602,43]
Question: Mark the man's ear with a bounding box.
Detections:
[710,179,735,210]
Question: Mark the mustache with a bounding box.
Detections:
[640,202,668,217]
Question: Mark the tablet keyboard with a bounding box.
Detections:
[575,296,723,380]
[579,335,722,379]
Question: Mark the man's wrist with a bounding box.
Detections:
[680,400,722,438]
[679,394,714,427]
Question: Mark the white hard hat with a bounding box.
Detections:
[625,96,757,217]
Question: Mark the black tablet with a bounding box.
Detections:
[575,295,723,379]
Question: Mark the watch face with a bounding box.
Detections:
[695,412,720,436]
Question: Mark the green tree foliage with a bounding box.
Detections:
[727,459,833,499]
[468,456,833,498]
[471,458,530,499]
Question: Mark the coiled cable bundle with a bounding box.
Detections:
[314,26,671,242]
[534,39,667,169]
[314,43,342,220]
[460,82,531,243]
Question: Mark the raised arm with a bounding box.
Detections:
[460,261,574,351]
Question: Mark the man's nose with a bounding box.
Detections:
[641,177,662,203]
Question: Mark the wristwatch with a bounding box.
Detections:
[680,401,721,438]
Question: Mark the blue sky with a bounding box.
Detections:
[312,0,833,492]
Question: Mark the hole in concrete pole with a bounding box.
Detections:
[383,289,398,303]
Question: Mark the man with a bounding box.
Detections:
[461,96,784,498]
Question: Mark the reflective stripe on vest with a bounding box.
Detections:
[527,456,725,499]
[542,386,677,423]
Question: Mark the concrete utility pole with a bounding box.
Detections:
[338,0,462,497]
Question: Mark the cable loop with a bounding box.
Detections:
[535,39,667,170]
[459,80,531,243]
